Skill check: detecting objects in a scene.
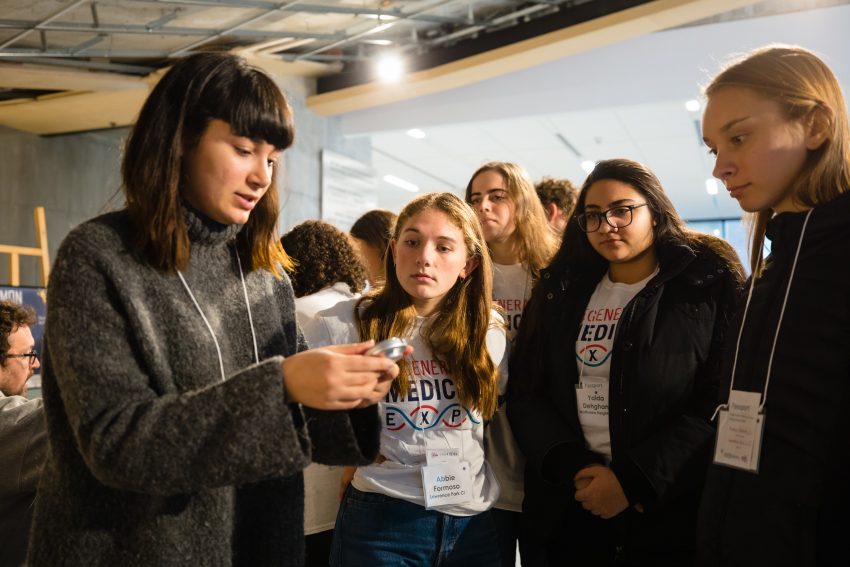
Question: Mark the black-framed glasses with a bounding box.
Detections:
[2,349,39,366]
[576,203,649,233]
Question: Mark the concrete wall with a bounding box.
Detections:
[0,126,125,287]
[0,73,370,287]
[277,73,371,231]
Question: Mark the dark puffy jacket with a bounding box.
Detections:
[508,238,742,566]
[698,191,850,567]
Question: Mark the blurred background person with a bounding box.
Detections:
[0,300,45,567]
[466,162,558,566]
[281,219,368,567]
[350,209,397,288]
[535,176,579,236]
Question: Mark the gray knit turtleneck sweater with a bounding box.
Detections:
[28,207,380,566]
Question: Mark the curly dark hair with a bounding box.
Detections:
[281,221,367,298]
[535,176,579,216]
[0,300,36,361]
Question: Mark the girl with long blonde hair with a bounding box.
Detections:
[305,192,508,565]
[698,45,850,565]
[466,161,559,565]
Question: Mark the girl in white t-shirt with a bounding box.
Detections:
[308,192,508,566]
[466,161,558,566]
[280,220,368,567]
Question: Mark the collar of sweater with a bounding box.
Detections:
[182,202,242,247]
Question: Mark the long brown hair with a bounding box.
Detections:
[705,45,850,274]
[122,52,295,276]
[465,162,558,281]
[356,193,500,420]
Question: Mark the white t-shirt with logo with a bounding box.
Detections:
[486,262,532,512]
[492,262,532,343]
[575,269,657,462]
[305,298,509,517]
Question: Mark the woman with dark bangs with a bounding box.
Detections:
[28,53,399,567]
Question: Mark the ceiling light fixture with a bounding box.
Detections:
[705,178,720,195]
[384,174,419,193]
[406,128,426,139]
[376,55,404,82]
[580,160,596,174]
[686,99,701,112]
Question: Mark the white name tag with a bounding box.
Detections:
[421,461,472,508]
[575,382,609,426]
[425,447,460,465]
[713,390,765,473]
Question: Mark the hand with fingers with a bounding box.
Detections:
[281,341,413,410]
[573,464,629,520]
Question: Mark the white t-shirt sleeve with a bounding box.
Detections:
[305,297,360,348]
[486,311,510,395]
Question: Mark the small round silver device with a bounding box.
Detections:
[365,337,408,361]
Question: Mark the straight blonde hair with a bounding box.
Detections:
[705,45,850,274]
[356,193,500,420]
[465,162,559,280]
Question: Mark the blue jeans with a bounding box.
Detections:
[330,486,501,566]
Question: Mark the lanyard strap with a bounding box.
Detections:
[723,209,813,413]
[177,245,260,382]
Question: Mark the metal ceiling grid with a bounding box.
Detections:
[0,0,585,72]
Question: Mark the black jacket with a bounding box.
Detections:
[697,191,850,567]
[508,239,742,566]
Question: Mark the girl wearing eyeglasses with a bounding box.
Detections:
[507,158,744,566]
[465,162,558,567]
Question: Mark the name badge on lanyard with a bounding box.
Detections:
[713,390,765,472]
[421,448,472,508]
[575,382,609,426]
[711,209,812,475]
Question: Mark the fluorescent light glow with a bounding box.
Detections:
[376,55,404,82]
[362,14,398,20]
[406,128,426,139]
[362,39,393,46]
[580,160,596,174]
[368,22,395,34]
[686,99,701,112]
[705,178,720,195]
[384,174,419,193]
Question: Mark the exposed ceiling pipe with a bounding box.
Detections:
[0,0,88,50]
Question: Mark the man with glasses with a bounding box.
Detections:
[0,299,46,567]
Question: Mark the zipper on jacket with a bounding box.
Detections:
[609,282,660,454]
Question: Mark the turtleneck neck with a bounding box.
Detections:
[182,202,241,247]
